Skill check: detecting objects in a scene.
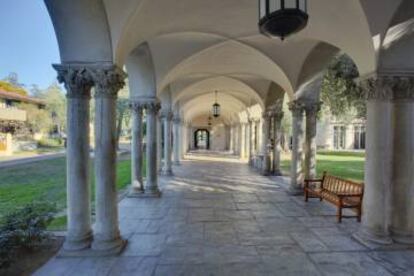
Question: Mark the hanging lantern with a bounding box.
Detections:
[259,0,308,40]
[212,91,221,118]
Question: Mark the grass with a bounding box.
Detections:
[281,151,365,183]
[0,154,142,230]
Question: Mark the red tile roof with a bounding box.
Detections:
[0,89,45,105]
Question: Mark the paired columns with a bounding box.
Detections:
[130,103,144,193]
[173,116,181,165]
[261,111,272,175]
[304,102,321,180]
[355,76,414,245]
[272,112,283,175]
[54,64,126,255]
[160,111,173,176]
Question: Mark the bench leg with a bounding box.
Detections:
[357,206,362,222]
[336,206,342,223]
[304,191,308,202]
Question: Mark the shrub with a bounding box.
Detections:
[0,202,56,269]
[37,138,62,148]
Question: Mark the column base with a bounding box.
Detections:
[391,228,414,245]
[62,231,92,252]
[353,227,393,248]
[272,170,283,176]
[288,186,303,196]
[91,235,126,256]
[160,168,174,176]
[127,185,145,197]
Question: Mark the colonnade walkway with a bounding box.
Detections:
[36,152,414,275]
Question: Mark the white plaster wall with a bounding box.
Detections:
[210,124,227,151]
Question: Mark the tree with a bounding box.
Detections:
[20,103,53,134]
[40,83,67,134]
[320,55,365,120]
[115,80,131,149]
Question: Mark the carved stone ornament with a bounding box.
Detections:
[88,65,127,99]
[288,100,306,117]
[360,76,414,101]
[304,101,322,116]
[159,110,174,121]
[144,101,161,115]
[53,64,94,99]
[129,101,145,114]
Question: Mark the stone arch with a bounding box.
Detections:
[44,0,113,63]
[126,42,157,99]
[157,39,295,97]
[378,0,414,73]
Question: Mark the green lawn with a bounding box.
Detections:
[281,151,365,183]
[0,155,139,230]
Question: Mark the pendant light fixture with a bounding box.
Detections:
[212,90,221,118]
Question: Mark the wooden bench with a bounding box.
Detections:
[304,172,364,223]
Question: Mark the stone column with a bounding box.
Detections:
[129,102,144,194]
[161,111,173,176]
[261,111,272,175]
[354,77,393,245]
[289,101,306,195]
[248,119,254,165]
[390,77,414,244]
[144,101,162,196]
[54,64,93,251]
[304,102,321,180]
[273,112,284,176]
[229,125,234,153]
[173,116,181,165]
[90,65,126,253]
[156,115,162,173]
[240,123,246,159]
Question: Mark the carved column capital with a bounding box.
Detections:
[360,75,414,102]
[304,101,323,116]
[88,65,127,99]
[129,101,145,114]
[288,100,306,117]
[173,116,182,124]
[53,64,94,99]
[160,110,174,121]
[144,101,161,115]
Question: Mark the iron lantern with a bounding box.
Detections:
[212,91,221,118]
[259,0,308,40]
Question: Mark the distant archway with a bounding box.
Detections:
[194,129,210,150]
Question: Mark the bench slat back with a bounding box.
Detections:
[322,174,364,195]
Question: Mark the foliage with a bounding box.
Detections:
[19,103,54,134]
[281,151,365,182]
[0,81,28,96]
[320,55,366,120]
[37,138,63,148]
[0,202,56,268]
[39,83,67,134]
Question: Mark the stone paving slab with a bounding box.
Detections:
[35,154,414,276]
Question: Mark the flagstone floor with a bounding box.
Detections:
[35,152,414,276]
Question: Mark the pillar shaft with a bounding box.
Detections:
[273,112,283,176]
[390,79,414,244]
[261,112,272,175]
[91,66,126,252]
[130,103,144,193]
[162,112,173,175]
[54,65,93,251]
[289,101,305,195]
[156,115,162,173]
[248,120,254,164]
[355,77,393,245]
[173,117,181,165]
[304,103,321,180]
[145,101,161,195]
[240,124,246,159]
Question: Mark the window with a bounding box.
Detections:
[333,126,346,150]
[354,125,366,150]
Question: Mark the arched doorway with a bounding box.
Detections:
[194,129,210,150]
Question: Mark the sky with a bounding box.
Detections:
[0,0,60,90]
